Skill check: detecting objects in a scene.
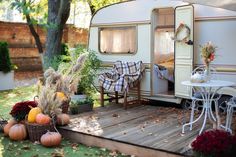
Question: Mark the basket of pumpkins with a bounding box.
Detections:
[25,87,70,143]
[4,101,37,141]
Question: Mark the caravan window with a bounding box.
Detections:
[99,26,137,54]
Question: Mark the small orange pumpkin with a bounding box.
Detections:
[40,131,62,147]
[9,124,27,141]
[3,119,17,136]
[56,114,70,126]
[36,113,51,125]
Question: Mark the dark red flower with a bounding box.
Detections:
[191,130,235,157]
[10,101,37,121]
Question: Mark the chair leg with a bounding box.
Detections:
[124,91,127,109]
[115,91,118,104]
[100,86,104,107]
[137,82,141,105]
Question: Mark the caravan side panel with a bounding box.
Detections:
[89,24,152,95]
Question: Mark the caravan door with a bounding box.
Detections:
[174,5,194,98]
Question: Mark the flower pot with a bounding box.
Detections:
[71,94,87,102]
[70,106,79,115]
[0,71,14,91]
[78,103,93,113]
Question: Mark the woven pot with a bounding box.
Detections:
[25,121,56,142]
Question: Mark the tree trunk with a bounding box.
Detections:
[45,0,71,58]
[25,14,44,54]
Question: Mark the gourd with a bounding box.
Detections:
[9,124,27,141]
[35,113,51,125]
[56,114,70,126]
[3,119,17,136]
[56,92,67,101]
[28,107,42,123]
[40,131,62,147]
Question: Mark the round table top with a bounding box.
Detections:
[182,80,235,87]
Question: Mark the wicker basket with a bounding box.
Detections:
[61,100,70,113]
[25,122,56,142]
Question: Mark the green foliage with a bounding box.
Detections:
[75,46,101,95]
[61,43,69,56]
[57,45,101,95]
[43,55,62,71]
[0,41,13,73]
[77,97,94,106]
[11,0,48,27]
[88,0,126,14]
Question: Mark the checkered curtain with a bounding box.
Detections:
[99,61,145,92]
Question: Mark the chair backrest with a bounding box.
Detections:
[113,61,145,75]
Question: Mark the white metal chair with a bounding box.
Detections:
[183,66,221,133]
[225,97,236,134]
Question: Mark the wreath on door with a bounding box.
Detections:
[172,23,193,45]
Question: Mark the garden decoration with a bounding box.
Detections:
[200,41,217,81]
[8,123,27,141]
[39,53,88,113]
[191,130,236,157]
[172,23,193,45]
[40,131,62,147]
[56,113,70,126]
[3,119,17,136]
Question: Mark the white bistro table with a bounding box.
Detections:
[181,80,235,134]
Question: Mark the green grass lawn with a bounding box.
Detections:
[0,86,128,157]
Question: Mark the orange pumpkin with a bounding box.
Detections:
[9,124,27,141]
[56,114,70,126]
[35,113,51,125]
[40,131,62,147]
[3,119,17,136]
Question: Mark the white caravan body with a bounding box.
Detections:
[88,0,236,104]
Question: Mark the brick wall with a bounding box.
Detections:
[0,21,88,72]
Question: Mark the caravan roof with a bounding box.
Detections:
[91,0,236,26]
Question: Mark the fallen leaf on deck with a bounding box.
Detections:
[112,113,120,118]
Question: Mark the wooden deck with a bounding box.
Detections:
[59,103,215,157]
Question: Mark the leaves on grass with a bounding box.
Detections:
[22,145,31,150]
[70,143,78,150]
[51,149,64,157]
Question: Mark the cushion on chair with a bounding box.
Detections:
[98,61,145,92]
[193,92,220,99]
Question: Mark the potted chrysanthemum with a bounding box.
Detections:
[191,130,236,157]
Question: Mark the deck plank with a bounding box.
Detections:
[59,103,231,156]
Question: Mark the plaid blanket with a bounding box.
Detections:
[99,61,145,92]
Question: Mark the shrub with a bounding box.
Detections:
[74,47,101,94]
[191,130,236,157]
[0,41,13,73]
[61,43,69,56]
[10,101,37,121]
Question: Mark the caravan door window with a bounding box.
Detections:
[99,26,137,54]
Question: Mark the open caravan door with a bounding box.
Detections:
[174,5,194,98]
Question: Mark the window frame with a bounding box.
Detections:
[98,25,138,55]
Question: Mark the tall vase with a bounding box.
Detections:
[204,63,211,82]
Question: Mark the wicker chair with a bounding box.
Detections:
[99,61,145,109]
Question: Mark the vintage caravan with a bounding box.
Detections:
[88,0,236,104]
